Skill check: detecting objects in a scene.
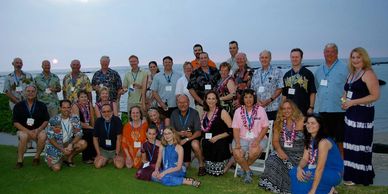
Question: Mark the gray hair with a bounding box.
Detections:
[259,50,272,58]
[100,55,110,62]
[324,43,338,53]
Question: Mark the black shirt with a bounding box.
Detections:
[93,116,122,150]
[187,66,220,102]
[13,100,49,130]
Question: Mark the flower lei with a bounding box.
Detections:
[201,107,218,132]
[240,105,258,131]
[282,119,296,143]
[308,139,318,165]
[78,102,90,123]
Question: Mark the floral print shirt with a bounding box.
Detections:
[3,70,34,107]
[62,72,92,103]
[91,68,122,102]
[34,72,61,112]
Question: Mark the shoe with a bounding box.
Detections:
[198,166,206,176]
[15,162,23,169]
[63,160,76,167]
[236,168,245,177]
[343,181,356,186]
[32,158,40,166]
[83,160,94,164]
[191,179,201,188]
[243,171,253,184]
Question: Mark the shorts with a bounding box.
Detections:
[232,137,268,153]
[319,112,345,143]
[100,148,116,160]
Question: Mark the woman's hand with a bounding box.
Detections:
[277,149,289,160]
[297,167,306,182]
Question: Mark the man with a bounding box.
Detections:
[151,56,181,118]
[282,48,316,115]
[13,85,49,168]
[3,57,34,110]
[191,44,217,69]
[44,100,87,171]
[170,95,205,176]
[188,52,221,116]
[93,104,124,169]
[314,43,348,156]
[251,50,283,120]
[34,60,61,117]
[122,55,148,113]
[226,40,239,74]
[91,56,123,102]
[62,59,92,102]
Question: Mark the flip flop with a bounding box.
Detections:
[191,179,201,188]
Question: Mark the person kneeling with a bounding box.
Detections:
[44,100,87,171]
[93,104,124,169]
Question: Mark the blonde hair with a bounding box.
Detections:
[348,47,372,74]
[99,86,110,94]
[274,99,304,135]
[161,127,181,146]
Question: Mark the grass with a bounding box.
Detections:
[0,145,388,194]
[0,94,15,134]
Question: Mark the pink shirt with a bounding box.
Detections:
[232,106,269,140]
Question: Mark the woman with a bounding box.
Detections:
[122,106,148,169]
[151,127,200,187]
[290,114,343,194]
[71,90,95,164]
[201,91,233,176]
[147,108,170,140]
[136,127,161,181]
[258,99,305,193]
[232,89,269,184]
[216,62,237,116]
[175,61,195,108]
[341,47,380,186]
[142,61,160,111]
[233,53,253,108]
[95,86,118,118]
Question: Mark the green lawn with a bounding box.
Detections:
[0,145,387,194]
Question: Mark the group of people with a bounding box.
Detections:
[4,41,380,192]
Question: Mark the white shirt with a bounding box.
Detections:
[175,75,195,108]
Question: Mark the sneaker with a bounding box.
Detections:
[63,160,76,168]
[15,162,23,169]
[243,172,253,184]
[32,158,40,166]
[343,181,356,186]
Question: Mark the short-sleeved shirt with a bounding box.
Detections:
[282,66,317,115]
[92,68,122,102]
[191,59,217,69]
[13,100,49,130]
[232,106,269,140]
[150,71,181,108]
[46,114,82,144]
[170,108,201,132]
[187,67,220,102]
[94,116,122,151]
[122,69,148,104]
[251,66,284,112]
[34,72,61,111]
[314,60,348,113]
[3,70,34,108]
[62,72,92,102]
[175,76,195,108]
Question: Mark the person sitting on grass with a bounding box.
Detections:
[151,127,201,187]
[135,127,161,181]
[44,99,87,171]
[93,104,124,169]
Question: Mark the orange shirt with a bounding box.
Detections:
[122,120,148,168]
[191,59,217,69]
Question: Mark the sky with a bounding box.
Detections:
[1,0,388,71]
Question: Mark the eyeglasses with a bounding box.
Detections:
[102,110,112,113]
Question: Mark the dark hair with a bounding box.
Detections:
[148,61,160,73]
[219,61,231,71]
[303,113,328,150]
[290,48,304,59]
[229,40,238,47]
[77,90,88,98]
[200,51,209,58]
[203,90,221,112]
[193,44,203,50]
[129,55,139,61]
[129,105,143,121]
[162,56,173,63]
[239,88,257,106]
[60,99,72,107]
[101,103,113,111]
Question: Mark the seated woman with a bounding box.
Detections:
[147,108,170,140]
[71,90,96,164]
[122,106,148,169]
[94,86,118,118]
[290,114,344,194]
[151,127,200,187]
[201,91,233,176]
[136,127,161,181]
[258,99,305,193]
[232,89,269,183]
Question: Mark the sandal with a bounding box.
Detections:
[191,179,201,188]
[198,166,206,176]
[63,160,76,167]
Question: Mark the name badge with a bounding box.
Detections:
[165,85,172,91]
[288,88,295,95]
[27,118,35,126]
[205,133,212,139]
[258,86,265,93]
[45,88,52,94]
[308,164,316,169]
[205,84,211,90]
[284,141,293,148]
[246,131,255,139]
[143,162,150,168]
[320,79,328,86]
[16,86,23,92]
[134,141,141,148]
[70,87,75,92]
[99,84,104,88]
[346,91,353,99]
[105,139,112,146]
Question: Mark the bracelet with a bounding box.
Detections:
[309,106,314,109]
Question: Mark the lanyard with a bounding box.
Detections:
[13,72,21,85]
[323,59,338,78]
[71,74,78,86]
[309,139,318,164]
[260,66,271,84]
[24,101,36,117]
[245,110,253,130]
[163,72,173,83]
[131,70,139,82]
[42,73,51,86]
[348,69,364,91]
[104,121,111,139]
[179,109,191,128]
[61,119,71,137]
[147,141,157,162]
